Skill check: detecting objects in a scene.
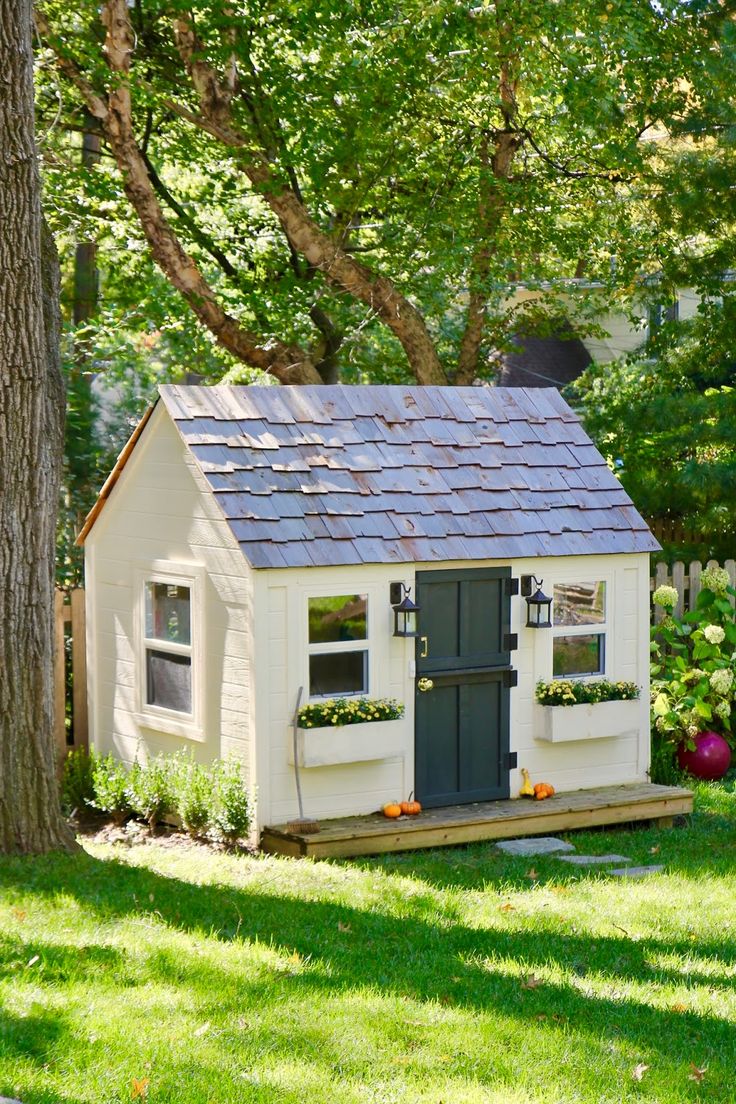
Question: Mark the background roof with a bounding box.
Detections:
[158,384,659,568]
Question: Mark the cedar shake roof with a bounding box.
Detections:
[149,384,659,568]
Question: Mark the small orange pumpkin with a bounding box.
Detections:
[400,792,422,816]
[534,782,555,800]
[382,802,402,819]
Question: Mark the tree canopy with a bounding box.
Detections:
[36,0,731,387]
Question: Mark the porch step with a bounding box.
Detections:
[260,783,693,859]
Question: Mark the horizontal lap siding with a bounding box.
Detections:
[86,406,254,787]
[256,552,651,829]
[509,553,650,793]
[258,566,414,828]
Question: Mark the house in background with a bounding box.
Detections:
[74,383,686,853]
[498,285,703,388]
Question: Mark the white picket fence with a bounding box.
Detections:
[650,560,736,622]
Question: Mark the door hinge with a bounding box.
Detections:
[505,577,520,597]
[503,632,518,651]
[504,751,518,770]
[503,669,519,688]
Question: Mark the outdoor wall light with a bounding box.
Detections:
[390,582,420,637]
[521,575,553,629]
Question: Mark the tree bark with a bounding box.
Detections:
[455,45,522,386]
[0,0,77,853]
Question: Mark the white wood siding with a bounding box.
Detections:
[85,404,255,792]
[254,552,651,830]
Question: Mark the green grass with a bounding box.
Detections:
[2,782,736,1103]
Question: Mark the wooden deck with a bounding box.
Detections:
[261,783,694,859]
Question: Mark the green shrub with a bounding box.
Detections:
[176,758,215,837]
[60,747,96,813]
[650,573,736,779]
[211,758,250,845]
[90,754,131,824]
[127,755,176,830]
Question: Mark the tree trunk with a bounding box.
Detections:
[0,0,77,853]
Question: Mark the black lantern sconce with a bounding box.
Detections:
[390,582,420,638]
[521,575,553,629]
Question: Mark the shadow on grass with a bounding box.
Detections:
[0,847,735,1071]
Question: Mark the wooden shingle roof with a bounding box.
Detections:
[152,384,658,569]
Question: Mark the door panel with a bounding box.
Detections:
[414,567,514,808]
[415,671,509,807]
[416,567,510,673]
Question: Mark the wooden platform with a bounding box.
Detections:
[261,783,694,859]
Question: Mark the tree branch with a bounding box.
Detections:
[36,2,321,384]
[171,16,447,386]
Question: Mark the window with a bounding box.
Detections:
[552,581,606,678]
[307,594,368,697]
[143,581,193,714]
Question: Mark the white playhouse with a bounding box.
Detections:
[79,384,690,855]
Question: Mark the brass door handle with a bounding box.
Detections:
[417,677,434,692]
[419,636,429,658]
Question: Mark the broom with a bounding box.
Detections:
[286,686,320,835]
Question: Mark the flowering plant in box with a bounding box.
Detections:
[536,679,640,707]
[298,697,404,728]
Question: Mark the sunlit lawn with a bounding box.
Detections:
[2,782,736,1103]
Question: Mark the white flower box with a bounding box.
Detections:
[288,719,405,768]
[535,698,641,744]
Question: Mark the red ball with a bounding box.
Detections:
[677,731,732,781]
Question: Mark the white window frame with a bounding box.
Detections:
[304,589,372,701]
[550,577,611,681]
[134,561,205,740]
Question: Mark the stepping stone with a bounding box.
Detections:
[557,853,631,866]
[496,837,576,856]
[610,865,664,878]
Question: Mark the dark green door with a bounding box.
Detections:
[415,568,514,807]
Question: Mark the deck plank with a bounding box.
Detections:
[261,784,693,858]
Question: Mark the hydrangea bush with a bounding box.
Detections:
[536,679,640,707]
[651,571,736,780]
[298,697,404,728]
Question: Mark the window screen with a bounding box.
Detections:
[553,634,605,678]
[146,649,192,712]
[309,650,368,697]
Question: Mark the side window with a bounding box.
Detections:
[552,581,607,678]
[307,594,368,698]
[144,581,193,714]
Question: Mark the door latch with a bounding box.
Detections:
[417,677,434,693]
[419,636,429,658]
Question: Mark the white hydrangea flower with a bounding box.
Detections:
[701,566,731,596]
[715,700,731,721]
[653,585,678,609]
[709,668,734,697]
[704,625,726,645]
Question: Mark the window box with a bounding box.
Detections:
[535,698,641,744]
[288,718,405,768]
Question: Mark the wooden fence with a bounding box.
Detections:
[54,588,88,765]
[650,560,736,621]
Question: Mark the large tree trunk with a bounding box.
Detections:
[0,0,76,853]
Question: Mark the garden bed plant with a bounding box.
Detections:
[61,749,251,844]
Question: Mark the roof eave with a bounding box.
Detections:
[75,401,157,547]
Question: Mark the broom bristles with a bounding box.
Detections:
[286,818,321,835]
